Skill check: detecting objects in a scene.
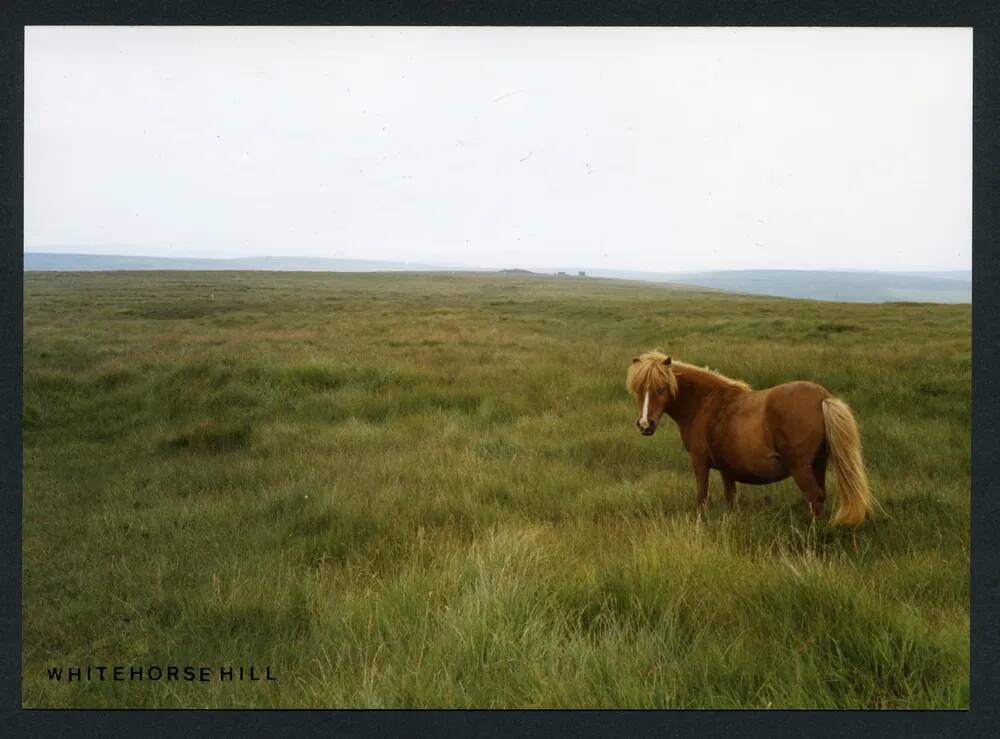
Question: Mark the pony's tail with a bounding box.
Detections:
[822,397,874,528]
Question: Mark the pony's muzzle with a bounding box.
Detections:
[637,418,657,436]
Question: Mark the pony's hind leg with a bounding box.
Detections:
[812,448,828,494]
[791,464,826,520]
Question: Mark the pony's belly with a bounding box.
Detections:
[730,464,788,485]
[714,450,787,484]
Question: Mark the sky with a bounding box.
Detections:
[24,26,972,272]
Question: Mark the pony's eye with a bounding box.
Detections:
[656,387,665,397]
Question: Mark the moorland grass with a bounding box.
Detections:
[22,271,969,708]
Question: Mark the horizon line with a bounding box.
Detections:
[21,250,972,276]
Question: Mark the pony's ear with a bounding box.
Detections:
[663,356,672,366]
[631,356,640,364]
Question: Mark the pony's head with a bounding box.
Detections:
[626,350,678,436]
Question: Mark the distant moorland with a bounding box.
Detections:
[24,252,970,304]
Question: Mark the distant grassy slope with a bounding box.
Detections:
[22,271,969,708]
[25,253,970,304]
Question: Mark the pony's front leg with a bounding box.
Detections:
[690,454,710,509]
[722,473,739,509]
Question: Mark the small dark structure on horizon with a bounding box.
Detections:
[578,271,586,277]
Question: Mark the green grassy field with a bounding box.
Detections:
[21,271,970,708]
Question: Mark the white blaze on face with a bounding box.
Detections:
[638,390,651,430]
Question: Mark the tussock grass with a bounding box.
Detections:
[22,271,968,708]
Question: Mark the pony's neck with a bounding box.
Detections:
[666,364,745,425]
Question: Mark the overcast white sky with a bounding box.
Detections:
[24,26,971,272]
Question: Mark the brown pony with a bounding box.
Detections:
[626,351,874,527]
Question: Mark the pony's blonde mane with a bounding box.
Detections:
[673,361,752,392]
[626,351,678,397]
[626,351,751,397]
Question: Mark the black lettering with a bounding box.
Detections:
[184,666,196,681]
[220,666,233,681]
[148,666,162,681]
[130,666,143,680]
[266,666,277,681]
[67,667,81,682]
[47,667,63,681]
[199,667,211,683]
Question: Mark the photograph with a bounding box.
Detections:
[21,25,970,709]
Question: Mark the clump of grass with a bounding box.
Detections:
[133,302,224,320]
[163,419,253,454]
[815,323,862,334]
[22,401,42,430]
[286,362,399,391]
[96,366,142,389]
[286,363,349,389]
[207,382,261,411]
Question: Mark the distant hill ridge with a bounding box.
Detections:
[23,252,443,273]
[23,252,970,304]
